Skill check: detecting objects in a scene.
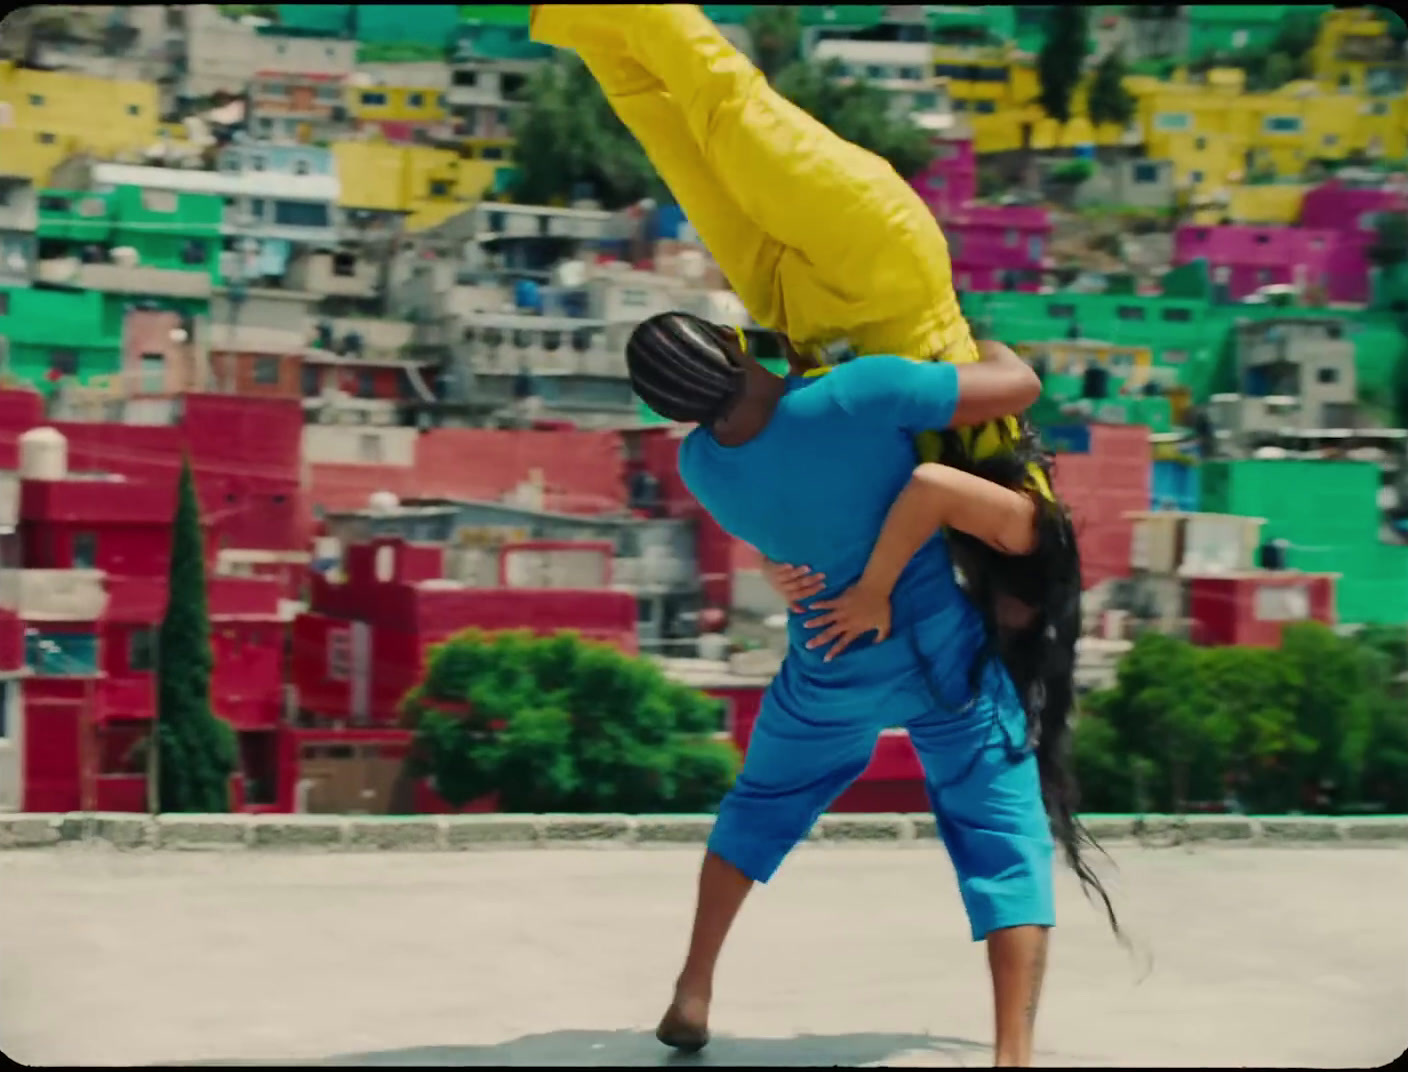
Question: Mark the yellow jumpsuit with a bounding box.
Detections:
[531,4,1052,502]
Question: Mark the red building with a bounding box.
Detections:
[1050,424,1152,589]
[0,389,308,552]
[1187,572,1338,647]
[11,429,288,813]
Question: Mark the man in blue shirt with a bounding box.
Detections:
[627,312,1055,1065]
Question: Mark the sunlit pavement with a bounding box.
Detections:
[1,843,1404,1067]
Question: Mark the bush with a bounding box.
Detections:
[1077,623,1408,814]
[403,630,741,813]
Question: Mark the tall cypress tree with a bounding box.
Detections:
[155,456,236,812]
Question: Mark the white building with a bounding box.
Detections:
[810,39,957,132]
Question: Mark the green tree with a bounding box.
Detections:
[404,630,740,812]
[1036,6,1089,125]
[155,457,237,813]
[1088,49,1136,129]
[744,5,802,83]
[509,56,667,210]
[774,58,935,179]
[1368,212,1408,272]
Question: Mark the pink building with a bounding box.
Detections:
[1173,225,1341,301]
[1298,179,1408,303]
[945,203,1051,293]
[910,135,976,218]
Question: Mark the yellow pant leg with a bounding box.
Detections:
[534,4,972,364]
[538,14,790,333]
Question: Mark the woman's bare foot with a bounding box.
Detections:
[655,986,711,1053]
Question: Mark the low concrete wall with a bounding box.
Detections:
[2,813,1406,852]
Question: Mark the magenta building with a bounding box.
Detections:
[944,203,1051,293]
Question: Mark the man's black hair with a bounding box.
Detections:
[626,312,745,426]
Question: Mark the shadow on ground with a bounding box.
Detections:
[184,1028,992,1067]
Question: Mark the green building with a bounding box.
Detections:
[36,185,224,282]
[1185,5,1332,61]
[2,185,219,393]
[1200,458,1408,625]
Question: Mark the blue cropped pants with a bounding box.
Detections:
[707,636,1055,942]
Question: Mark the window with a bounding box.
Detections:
[1254,233,1270,245]
[1162,348,1189,364]
[1028,236,1043,261]
[140,351,164,393]
[428,179,452,197]
[301,365,321,397]
[26,632,99,676]
[973,99,996,115]
[571,328,594,352]
[899,66,924,82]
[357,433,383,463]
[1254,585,1309,622]
[36,132,55,144]
[1116,305,1146,322]
[272,201,330,228]
[1232,30,1249,49]
[480,145,505,161]
[129,628,157,672]
[620,288,650,308]
[72,531,98,569]
[1003,229,1018,248]
[1316,367,1339,385]
[1132,162,1160,184]
[179,240,207,266]
[1358,212,1379,231]
[1153,112,1190,131]
[1190,169,1204,184]
[142,189,178,214]
[409,92,424,108]
[1162,307,1193,323]
[327,629,350,681]
[0,293,8,316]
[252,356,280,385]
[126,104,140,116]
[359,91,388,107]
[294,159,310,175]
[28,94,44,106]
[332,251,357,277]
[1194,136,1207,151]
[453,69,478,87]
[356,369,375,397]
[1322,134,1339,148]
[1047,303,1075,319]
[865,64,888,80]
[1263,116,1303,134]
[251,155,267,172]
[49,349,79,377]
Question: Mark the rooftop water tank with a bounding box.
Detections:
[368,491,400,513]
[18,427,68,482]
[515,278,542,312]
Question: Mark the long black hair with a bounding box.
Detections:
[626,312,745,425]
[938,413,1122,940]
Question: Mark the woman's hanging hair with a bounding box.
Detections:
[939,413,1123,941]
[627,312,746,425]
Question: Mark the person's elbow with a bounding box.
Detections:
[950,358,1042,426]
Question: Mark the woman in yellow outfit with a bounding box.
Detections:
[531,2,1106,1057]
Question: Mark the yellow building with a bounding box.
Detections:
[332,140,511,231]
[1128,66,1408,196]
[0,61,160,183]
[1311,7,1408,96]
[346,84,448,127]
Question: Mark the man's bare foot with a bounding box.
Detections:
[655,988,710,1053]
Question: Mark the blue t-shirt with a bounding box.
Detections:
[679,356,990,699]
